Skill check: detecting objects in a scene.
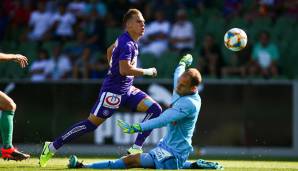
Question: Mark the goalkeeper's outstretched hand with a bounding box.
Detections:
[179,54,193,67]
[117,120,142,134]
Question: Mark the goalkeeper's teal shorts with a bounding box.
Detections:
[140,146,179,169]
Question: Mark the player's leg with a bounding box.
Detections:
[0,91,15,149]
[68,153,155,169]
[0,91,30,160]
[182,159,223,169]
[50,114,104,151]
[39,115,105,167]
[126,87,162,154]
[39,91,120,167]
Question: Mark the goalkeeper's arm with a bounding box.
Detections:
[174,54,193,89]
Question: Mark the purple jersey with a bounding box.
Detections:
[101,32,138,94]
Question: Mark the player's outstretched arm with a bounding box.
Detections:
[119,60,157,77]
[0,53,28,68]
[173,54,193,89]
[117,101,192,134]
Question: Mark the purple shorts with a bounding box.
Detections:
[90,86,148,118]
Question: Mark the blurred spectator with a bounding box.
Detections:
[72,47,108,79]
[72,47,91,79]
[258,0,276,17]
[170,9,195,55]
[84,0,107,18]
[283,0,298,19]
[129,0,148,15]
[221,44,252,78]
[10,0,31,27]
[89,54,109,79]
[141,10,170,57]
[223,0,243,18]
[104,11,118,27]
[107,0,131,25]
[45,44,72,80]
[67,0,87,17]
[248,31,279,78]
[3,0,16,16]
[197,34,223,78]
[64,31,87,60]
[0,5,9,42]
[29,48,49,81]
[83,8,105,52]
[52,3,76,40]
[245,0,277,21]
[28,1,55,41]
[151,0,178,22]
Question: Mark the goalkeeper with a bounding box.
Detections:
[68,54,223,170]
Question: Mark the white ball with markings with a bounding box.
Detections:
[224,28,247,51]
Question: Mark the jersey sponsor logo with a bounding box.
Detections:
[103,92,121,109]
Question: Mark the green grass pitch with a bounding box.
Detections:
[0,157,298,171]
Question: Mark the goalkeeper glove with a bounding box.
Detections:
[179,54,193,67]
[117,119,142,134]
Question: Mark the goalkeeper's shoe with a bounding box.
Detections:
[39,141,55,167]
[68,155,84,168]
[127,147,143,155]
[191,159,223,170]
[179,54,193,67]
[1,147,30,161]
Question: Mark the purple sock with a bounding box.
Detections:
[134,103,162,146]
[53,119,97,150]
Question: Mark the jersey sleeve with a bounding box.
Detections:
[119,43,132,61]
[173,64,186,91]
[140,98,194,131]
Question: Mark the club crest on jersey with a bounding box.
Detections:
[103,92,121,109]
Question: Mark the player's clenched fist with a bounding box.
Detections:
[143,67,157,77]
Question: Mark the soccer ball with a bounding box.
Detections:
[224,28,247,51]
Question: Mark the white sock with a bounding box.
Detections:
[49,143,57,153]
[133,144,142,149]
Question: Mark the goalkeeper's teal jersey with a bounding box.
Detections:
[140,65,201,167]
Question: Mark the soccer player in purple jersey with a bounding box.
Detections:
[39,9,162,167]
[0,53,30,161]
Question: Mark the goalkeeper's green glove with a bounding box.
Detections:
[117,119,142,134]
[179,54,193,67]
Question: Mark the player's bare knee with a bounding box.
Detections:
[122,154,141,168]
[88,114,105,126]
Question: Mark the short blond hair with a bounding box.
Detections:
[123,9,141,25]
